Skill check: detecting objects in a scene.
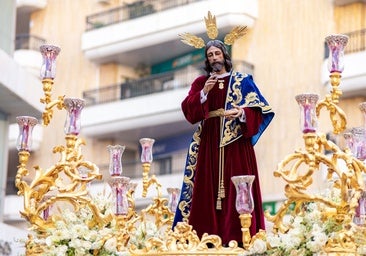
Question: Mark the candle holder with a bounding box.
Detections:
[295,93,319,134]
[16,116,38,152]
[139,138,162,197]
[167,188,181,213]
[325,34,348,103]
[140,138,154,163]
[109,176,131,215]
[231,175,255,249]
[312,34,349,137]
[39,44,65,126]
[63,97,85,135]
[40,44,60,80]
[41,194,54,220]
[349,127,366,161]
[325,34,348,74]
[107,145,125,176]
[354,191,366,226]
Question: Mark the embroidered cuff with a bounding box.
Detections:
[239,109,246,123]
[200,89,208,103]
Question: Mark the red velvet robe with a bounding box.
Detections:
[181,74,265,244]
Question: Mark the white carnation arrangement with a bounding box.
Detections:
[25,191,162,256]
[128,221,160,250]
[29,192,119,256]
[265,187,344,256]
[23,185,356,256]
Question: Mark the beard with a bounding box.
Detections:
[211,61,225,72]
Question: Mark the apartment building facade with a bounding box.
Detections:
[2,0,366,248]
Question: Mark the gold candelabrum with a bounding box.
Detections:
[265,34,366,255]
[15,34,366,255]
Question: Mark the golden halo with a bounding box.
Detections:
[178,11,247,49]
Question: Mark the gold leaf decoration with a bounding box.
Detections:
[205,11,218,40]
[179,33,205,49]
[224,26,248,45]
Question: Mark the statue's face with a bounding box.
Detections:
[206,46,225,73]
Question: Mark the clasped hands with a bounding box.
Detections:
[224,105,243,120]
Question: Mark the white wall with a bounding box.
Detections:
[0,222,27,256]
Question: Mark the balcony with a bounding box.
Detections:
[16,0,47,17]
[14,34,46,77]
[321,29,366,97]
[81,61,253,142]
[0,49,43,122]
[81,0,258,66]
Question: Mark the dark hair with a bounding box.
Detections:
[204,40,232,76]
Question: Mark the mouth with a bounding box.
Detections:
[212,62,224,72]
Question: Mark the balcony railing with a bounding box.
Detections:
[86,0,203,31]
[83,70,180,106]
[324,29,366,58]
[345,29,366,54]
[15,34,46,51]
[83,61,254,106]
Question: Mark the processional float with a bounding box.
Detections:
[14,13,366,256]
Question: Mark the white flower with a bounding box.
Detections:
[292,215,303,227]
[249,238,267,254]
[63,208,78,222]
[45,228,70,246]
[69,238,83,249]
[282,214,293,226]
[266,233,281,248]
[71,223,89,239]
[29,191,122,256]
[128,221,160,249]
[267,187,345,255]
[52,244,68,255]
[104,237,117,253]
[357,245,366,254]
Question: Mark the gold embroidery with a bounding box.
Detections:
[218,79,224,89]
[178,123,202,222]
[220,73,243,146]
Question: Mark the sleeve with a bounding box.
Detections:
[240,107,263,138]
[181,76,209,124]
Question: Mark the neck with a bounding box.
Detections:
[216,71,230,79]
[215,69,227,75]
